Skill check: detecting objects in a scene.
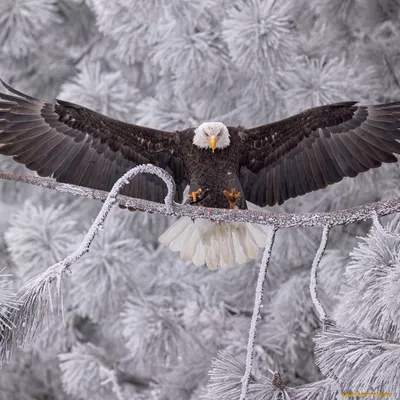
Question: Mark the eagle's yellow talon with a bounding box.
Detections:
[188,188,203,203]
[223,188,241,209]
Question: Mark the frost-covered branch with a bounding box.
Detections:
[372,211,400,239]
[310,226,331,326]
[0,164,175,365]
[2,169,400,228]
[240,226,277,400]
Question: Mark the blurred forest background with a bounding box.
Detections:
[0,0,400,399]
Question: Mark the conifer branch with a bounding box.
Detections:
[0,164,175,364]
[2,169,400,228]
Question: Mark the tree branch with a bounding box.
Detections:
[1,169,400,228]
[240,226,277,400]
[310,226,331,327]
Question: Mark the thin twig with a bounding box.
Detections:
[310,226,331,326]
[372,211,400,238]
[240,226,277,400]
[2,169,400,228]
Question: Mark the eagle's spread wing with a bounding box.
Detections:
[0,80,187,203]
[239,101,400,206]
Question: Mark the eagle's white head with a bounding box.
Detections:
[193,122,230,153]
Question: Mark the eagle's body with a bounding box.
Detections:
[184,126,246,209]
[1,80,400,268]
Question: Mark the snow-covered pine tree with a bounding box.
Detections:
[0,0,400,399]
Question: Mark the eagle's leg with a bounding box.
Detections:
[223,188,241,209]
[188,188,203,203]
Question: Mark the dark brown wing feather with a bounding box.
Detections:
[0,80,188,203]
[239,101,400,206]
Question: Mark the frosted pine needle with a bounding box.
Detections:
[0,0,61,58]
[59,343,125,400]
[0,268,19,342]
[315,326,400,397]
[5,202,80,280]
[222,0,296,74]
[207,351,258,400]
[58,61,139,120]
[338,214,400,339]
[121,295,188,373]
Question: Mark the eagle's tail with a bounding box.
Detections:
[158,203,270,270]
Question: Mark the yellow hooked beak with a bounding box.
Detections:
[208,135,218,153]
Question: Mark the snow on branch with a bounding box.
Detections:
[0,164,175,365]
[310,225,331,326]
[372,211,400,239]
[2,168,400,228]
[240,226,277,400]
[2,165,400,393]
[315,326,400,396]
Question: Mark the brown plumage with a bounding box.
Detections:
[1,80,400,211]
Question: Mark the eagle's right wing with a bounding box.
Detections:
[239,101,400,206]
[0,80,188,203]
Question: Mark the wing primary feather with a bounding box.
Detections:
[16,133,65,165]
[36,137,71,176]
[0,129,54,156]
[78,149,99,188]
[305,146,326,189]
[0,124,51,144]
[330,134,365,174]
[353,127,397,162]
[53,137,90,179]
[326,135,357,177]
[355,125,400,153]
[298,152,315,192]
[264,170,273,206]
[88,154,108,189]
[278,160,289,204]
[361,121,400,140]
[294,154,308,195]
[337,133,372,170]
[284,158,297,199]
[318,133,346,177]
[312,140,336,184]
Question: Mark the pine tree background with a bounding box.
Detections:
[0,0,400,399]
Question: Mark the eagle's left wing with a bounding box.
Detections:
[0,80,188,203]
[239,101,400,206]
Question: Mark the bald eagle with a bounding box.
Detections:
[1,80,400,269]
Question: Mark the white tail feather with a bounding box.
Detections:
[158,202,270,269]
